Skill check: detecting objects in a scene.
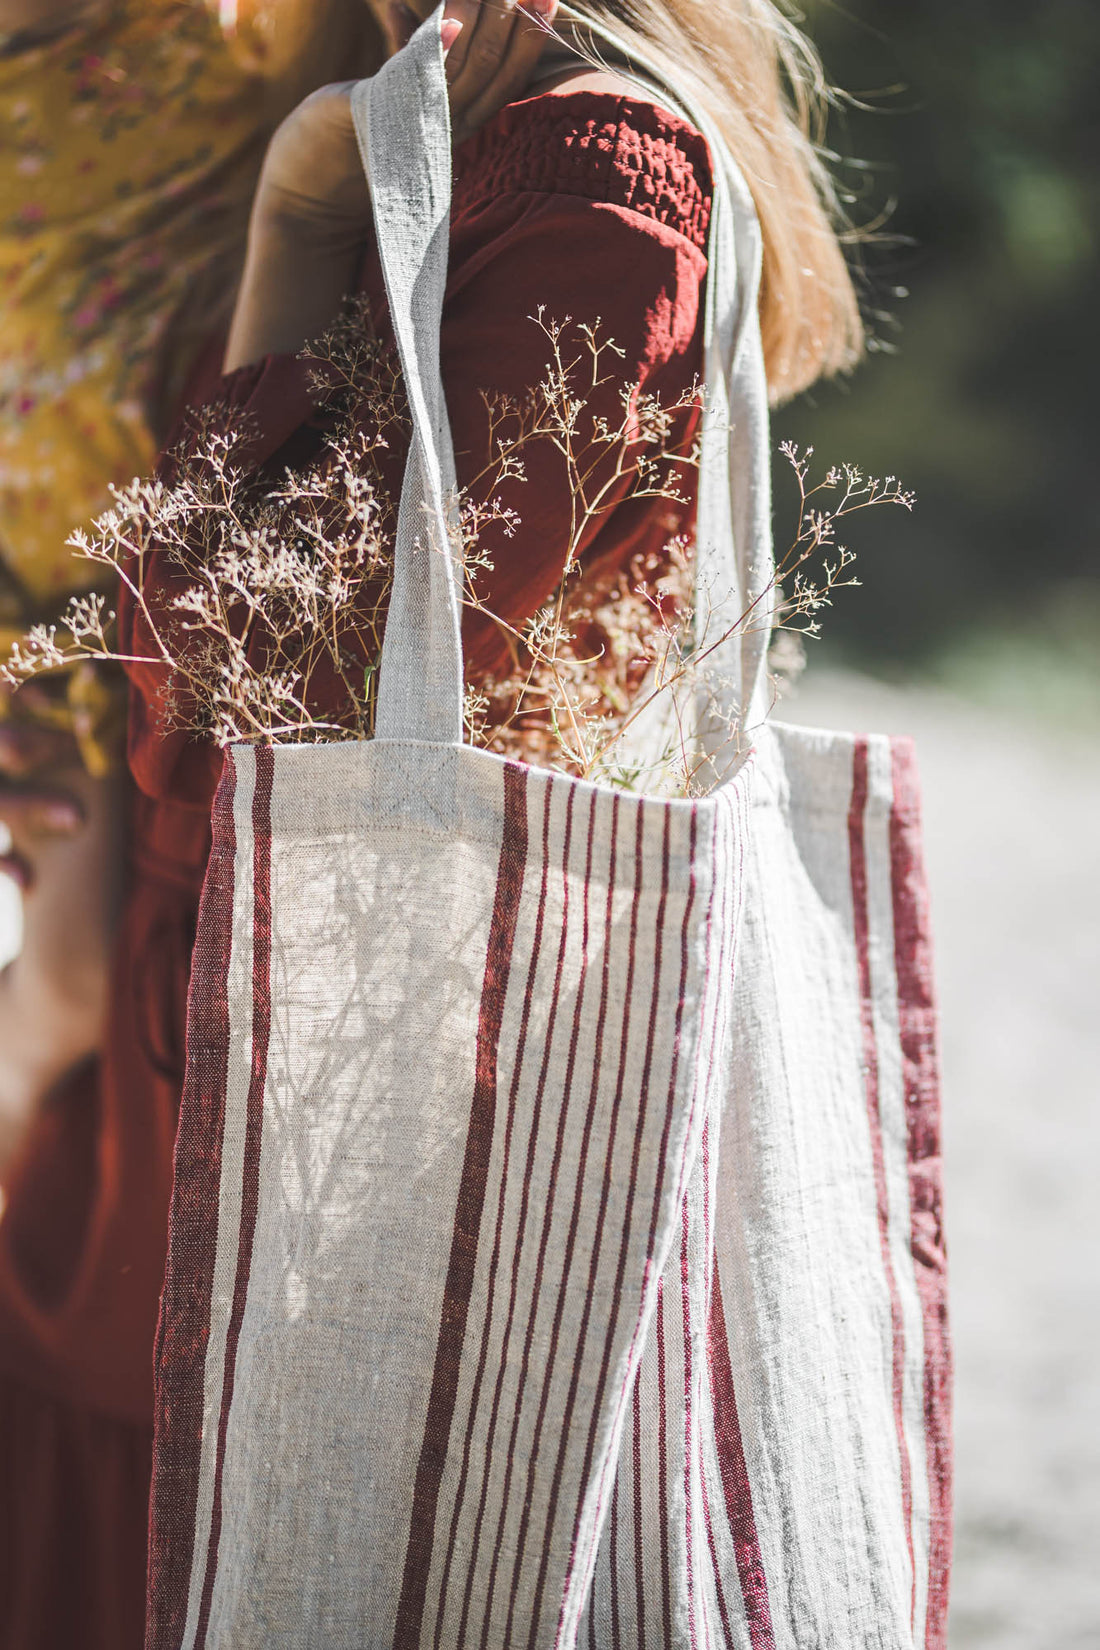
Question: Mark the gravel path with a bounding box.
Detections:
[3,672,1096,1646]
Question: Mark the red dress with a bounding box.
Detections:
[0,88,711,1648]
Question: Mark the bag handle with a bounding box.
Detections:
[351,17,464,744]
[353,6,775,746]
[555,7,775,735]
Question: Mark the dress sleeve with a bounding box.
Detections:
[121,186,708,810]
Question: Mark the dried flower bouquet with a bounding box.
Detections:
[2,306,913,795]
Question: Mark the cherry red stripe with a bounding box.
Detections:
[633,1371,647,1650]
[706,1268,775,1649]
[557,805,703,1643]
[464,784,577,1650]
[656,1280,673,1646]
[521,792,622,1648]
[610,1468,623,1650]
[430,775,553,1650]
[566,801,647,1525]
[681,1199,700,1650]
[501,789,600,1647]
[392,760,530,1650]
[848,738,917,1619]
[193,743,275,1649]
[145,755,238,1650]
[889,740,953,1649]
[700,1466,738,1650]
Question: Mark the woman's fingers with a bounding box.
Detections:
[387,2,464,54]
[0,848,32,891]
[382,2,557,144]
[0,781,83,890]
[0,784,84,837]
[0,719,76,779]
[445,1,557,140]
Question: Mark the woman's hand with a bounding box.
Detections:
[0,716,85,891]
[224,0,558,371]
[0,712,125,1178]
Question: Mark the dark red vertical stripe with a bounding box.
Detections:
[889,740,953,1649]
[700,1469,738,1650]
[464,785,576,1650]
[431,775,553,1649]
[848,738,917,1619]
[656,1280,673,1647]
[557,804,704,1641]
[192,744,275,1649]
[145,755,238,1650]
[609,1469,623,1650]
[502,789,600,1648]
[706,1270,775,1650]
[632,1371,647,1650]
[566,801,648,1541]
[392,760,530,1650]
[521,793,622,1647]
[564,804,677,1559]
[681,1200,700,1650]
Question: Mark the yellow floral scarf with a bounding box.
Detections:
[0,0,270,763]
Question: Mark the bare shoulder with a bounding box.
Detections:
[534,64,641,100]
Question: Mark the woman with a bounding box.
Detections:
[0,5,523,1645]
[126,0,860,801]
[3,0,857,1642]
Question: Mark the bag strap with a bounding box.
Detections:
[559,10,774,736]
[351,18,464,744]
[352,6,775,745]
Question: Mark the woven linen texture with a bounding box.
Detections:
[148,742,748,1649]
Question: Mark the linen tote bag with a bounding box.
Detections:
[146,11,950,1650]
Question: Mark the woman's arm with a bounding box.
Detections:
[225,0,557,371]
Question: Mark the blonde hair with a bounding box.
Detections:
[571,0,864,400]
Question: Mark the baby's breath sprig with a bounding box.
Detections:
[1,306,913,795]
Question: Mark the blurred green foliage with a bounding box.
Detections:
[774,0,1099,680]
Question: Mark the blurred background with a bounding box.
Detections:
[776,2,1099,1646]
[0,2,1095,1643]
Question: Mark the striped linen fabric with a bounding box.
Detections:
[145,13,950,1648]
[577,723,950,1650]
[146,739,752,1649]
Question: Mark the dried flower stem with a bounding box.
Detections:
[2,307,913,796]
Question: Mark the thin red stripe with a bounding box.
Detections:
[431,774,553,1650]
[558,805,703,1638]
[193,743,275,1648]
[633,1370,647,1650]
[848,738,917,1618]
[392,760,530,1650]
[502,788,600,1647]
[706,1269,775,1650]
[569,805,672,1507]
[610,1469,623,1650]
[701,1118,714,1318]
[681,1199,700,1650]
[145,755,238,1650]
[465,784,577,1650]
[567,800,647,1519]
[521,792,622,1647]
[656,1279,673,1645]
[889,740,952,1649]
[700,1467,738,1650]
